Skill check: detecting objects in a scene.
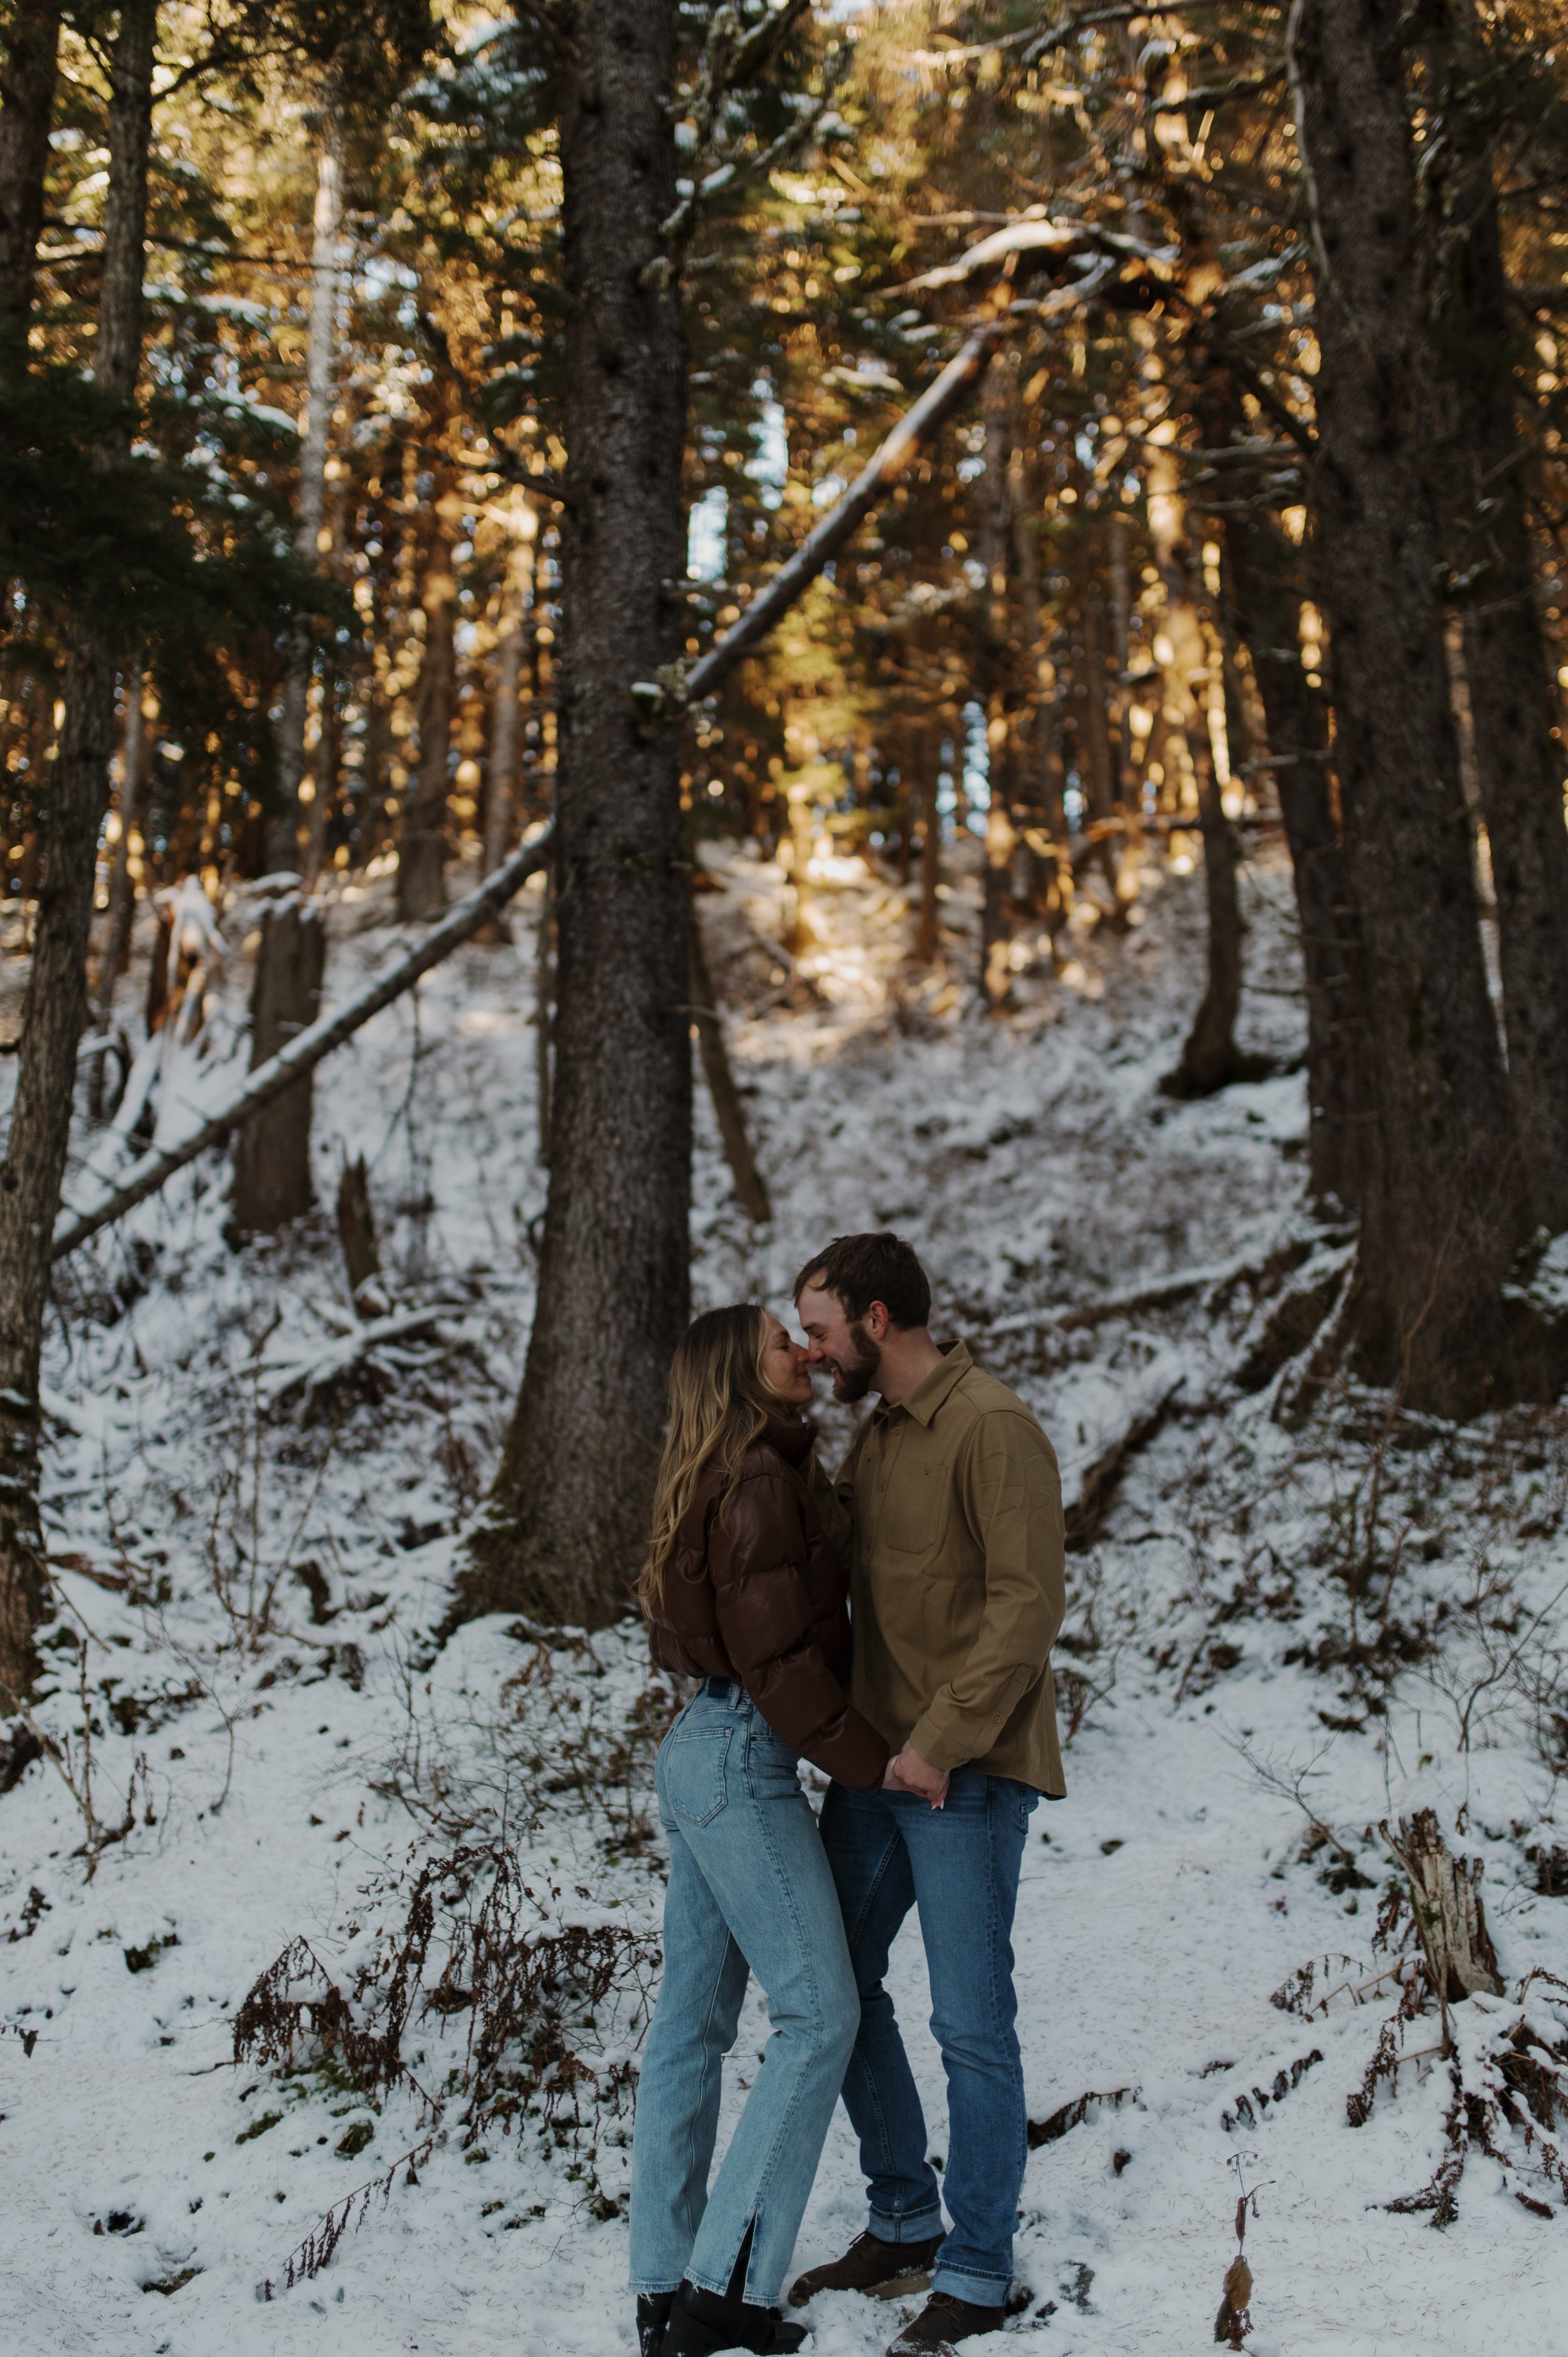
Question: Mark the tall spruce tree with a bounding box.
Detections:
[1286,0,1528,1412]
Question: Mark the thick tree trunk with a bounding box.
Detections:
[397,492,455,920]
[0,1,61,329]
[0,0,155,1710]
[231,899,326,1238]
[1148,442,1246,1092]
[1193,359,1365,1205]
[462,1,690,1629]
[1428,39,1568,1233]
[1288,0,1527,1412]
[268,119,345,875]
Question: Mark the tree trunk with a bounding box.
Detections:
[1192,356,1365,1206]
[483,506,537,880]
[977,355,1015,1008]
[1427,26,1568,1233]
[535,845,554,1165]
[915,762,941,964]
[690,900,770,1223]
[268,117,345,875]
[462,0,690,1629]
[93,666,151,1019]
[336,1152,380,1306]
[397,490,455,920]
[87,664,152,1120]
[1382,1809,1503,2008]
[231,899,326,1237]
[1147,440,1246,1092]
[1287,0,1527,1413]
[0,0,62,329]
[0,0,156,1711]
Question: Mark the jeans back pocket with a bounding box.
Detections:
[660,1725,733,1828]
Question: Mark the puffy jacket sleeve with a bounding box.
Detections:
[708,1465,889,1789]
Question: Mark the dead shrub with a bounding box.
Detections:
[236,1838,660,2285]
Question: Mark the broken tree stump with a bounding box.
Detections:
[1382,1809,1504,2009]
[231,898,326,1238]
[336,1152,381,1306]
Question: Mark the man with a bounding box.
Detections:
[789,1233,1066,2356]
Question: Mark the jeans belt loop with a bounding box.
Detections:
[702,1674,735,1703]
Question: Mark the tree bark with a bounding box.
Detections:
[0,0,156,1711]
[397,487,456,920]
[93,666,151,1021]
[1147,440,1246,1092]
[462,1,690,1630]
[977,354,1016,1008]
[268,117,345,875]
[482,504,538,880]
[690,900,770,1223]
[231,899,326,1237]
[1287,0,1528,1412]
[914,759,941,965]
[336,1152,379,1305]
[0,0,62,329]
[1426,21,1568,1233]
[1192,357,1365,1205]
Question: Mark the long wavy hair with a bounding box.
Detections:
[640,1304,787,1610]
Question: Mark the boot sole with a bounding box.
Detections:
[873,2270,933,2302]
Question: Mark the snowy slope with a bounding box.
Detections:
[2,841,1564,2357]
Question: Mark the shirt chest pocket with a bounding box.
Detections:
[876,1452,946,1556]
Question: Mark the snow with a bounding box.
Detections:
[3,837,1564,2354]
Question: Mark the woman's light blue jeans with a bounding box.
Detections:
[629,1683,859,2307]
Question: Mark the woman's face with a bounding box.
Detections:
[760,1312,814,1408]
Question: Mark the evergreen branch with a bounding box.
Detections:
[649,86,837,292]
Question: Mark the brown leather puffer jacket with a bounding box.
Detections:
[647,1417,889,1789]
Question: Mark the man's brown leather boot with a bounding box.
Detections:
[787,2230,945,2309]
[885,2292,1005,2353]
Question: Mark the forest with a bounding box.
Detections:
[2,3,1568,2351]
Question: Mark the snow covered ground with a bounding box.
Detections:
[3,836,1565,2356]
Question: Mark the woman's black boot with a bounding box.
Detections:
[660,2279,808,2356]
[637,2292,676,2356]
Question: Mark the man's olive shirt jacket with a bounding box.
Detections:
[835,1341,1067,1796]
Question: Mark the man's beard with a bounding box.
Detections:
[829,1318,881,1403]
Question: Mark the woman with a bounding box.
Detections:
[630,1305,889,2357]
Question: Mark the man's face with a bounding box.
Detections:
[797,1281,884,1404]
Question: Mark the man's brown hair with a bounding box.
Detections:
[792,1232,932,1330]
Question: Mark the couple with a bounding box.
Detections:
[628,1233,1067,2357]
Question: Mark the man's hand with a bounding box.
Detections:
[883,1741,950,1809]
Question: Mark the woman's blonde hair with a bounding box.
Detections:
[640,1304,783,1610]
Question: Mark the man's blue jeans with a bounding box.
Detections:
[630,1686,859,2307]
[818,1770,1038,2309]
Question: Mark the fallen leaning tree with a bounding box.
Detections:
[52,829,556,1261]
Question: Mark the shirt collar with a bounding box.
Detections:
[874,1339,971,1429]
